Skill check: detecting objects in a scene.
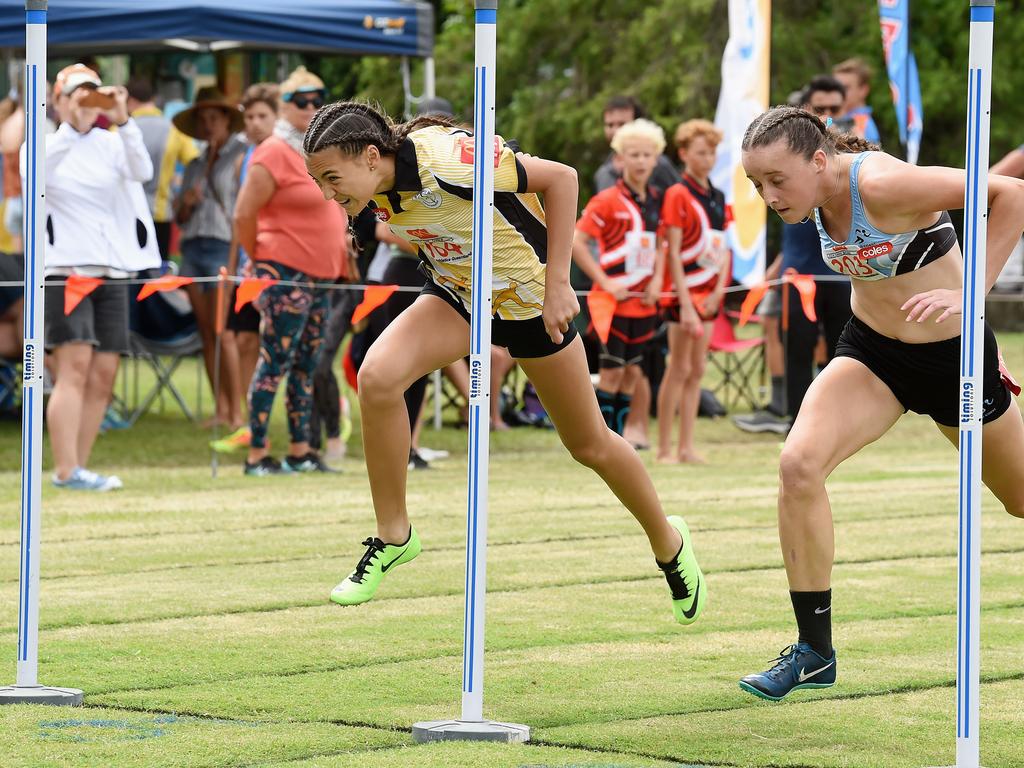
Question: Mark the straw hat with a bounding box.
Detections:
[279,66,325,100]
[172,86,243,139]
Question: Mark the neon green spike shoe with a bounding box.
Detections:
[657,515,706,625]
[330,526,421,606]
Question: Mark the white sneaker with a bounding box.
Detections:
[79,468,123,492]
[52,467,120,492]
[416,447,449,462]
[733,410,791,435]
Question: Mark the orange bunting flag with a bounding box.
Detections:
[738,282,770,327]
[136,274,193,301]
[64,275,103,315]
[351,284,398,325]
[587,291,617,345]
[234,277,278,312]
[789,273,818,323]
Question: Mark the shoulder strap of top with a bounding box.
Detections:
[848,151,871,223]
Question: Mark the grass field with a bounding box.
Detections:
[0,334,1022,767]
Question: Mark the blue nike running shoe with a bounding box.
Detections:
[739,642,837,701]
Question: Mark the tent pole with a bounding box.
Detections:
[424,56,435,99]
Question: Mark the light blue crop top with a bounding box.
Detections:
[813,152,957,281]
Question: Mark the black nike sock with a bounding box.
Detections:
[790,589,833,658]
[613,393,632,436]
[597,389,616,431]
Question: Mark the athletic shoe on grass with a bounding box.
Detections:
[99,406,131,433]
[283,452,337,473]
[244,456,290,476]
[52,467,121,492]
[330,527,421,606]
[210,426,252,454]
[407,449,430,470]
[733,409,791,435]
[657,515,706,625]
[739,642,837,701]
[416,446,449,462]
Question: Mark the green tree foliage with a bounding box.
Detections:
[332,0,1024,192]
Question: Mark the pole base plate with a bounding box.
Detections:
[0,685,83,706]
[412,719,529,743]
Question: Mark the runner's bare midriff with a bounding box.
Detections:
[849,249,964,344]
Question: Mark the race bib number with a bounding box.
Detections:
[624,230,657,278]
[697,229,729,272]
[825,243,886,279]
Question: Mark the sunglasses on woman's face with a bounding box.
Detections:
[290,92,325,110]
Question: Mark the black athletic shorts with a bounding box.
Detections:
[599,313,658,369]
[44,276,129,353]
[0,252,24,315]
[227,285,260,334]
[421,279,577,359]
[834,314,1013,427]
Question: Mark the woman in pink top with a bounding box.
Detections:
[233,67,350,475]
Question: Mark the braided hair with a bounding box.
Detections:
[303,100,458,157]
[741,105,879,160]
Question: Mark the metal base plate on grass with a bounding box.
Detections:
[412,719,529,743]
[0,685,83,706]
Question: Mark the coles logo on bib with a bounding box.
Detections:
[857,242,893,261]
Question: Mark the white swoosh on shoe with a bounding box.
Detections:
[798,661,835,683]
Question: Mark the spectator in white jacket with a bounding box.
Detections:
[22,64,158,490]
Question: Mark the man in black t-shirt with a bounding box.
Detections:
[593,95,678,195]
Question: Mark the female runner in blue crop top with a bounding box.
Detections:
[734,105,1024,702]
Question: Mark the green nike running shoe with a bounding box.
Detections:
[330,526,421,606]
[657,515,706,625]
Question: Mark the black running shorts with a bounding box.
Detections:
[599,313,658,370]
[421,279,577,359]
[834,314,1012,427]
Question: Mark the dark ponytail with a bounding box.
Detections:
[742,105,881,159]
[303,100,459,157]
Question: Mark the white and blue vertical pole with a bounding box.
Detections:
[412,0,528,743]
[0,0,81,708]
[461,0,498,726]
[955,1,992,765]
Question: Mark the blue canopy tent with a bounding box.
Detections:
[0,0,434,57]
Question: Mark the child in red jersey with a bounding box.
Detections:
[572,119,667,436]
[657,119,732,463]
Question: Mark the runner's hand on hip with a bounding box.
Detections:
[542,280,579,344]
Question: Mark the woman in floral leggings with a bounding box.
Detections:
[232,66,350,475]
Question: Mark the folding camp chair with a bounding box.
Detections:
[706,312,765,412]
[124,284,203,425]
[127,330,203,425]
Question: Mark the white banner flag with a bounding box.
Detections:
[710,0,771,286]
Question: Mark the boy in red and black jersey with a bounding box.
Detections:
[572,119,667,436]
[657,119,733,464]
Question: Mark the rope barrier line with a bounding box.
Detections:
[0,272,865,296]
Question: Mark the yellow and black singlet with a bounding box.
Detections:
[369,125,549,321]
